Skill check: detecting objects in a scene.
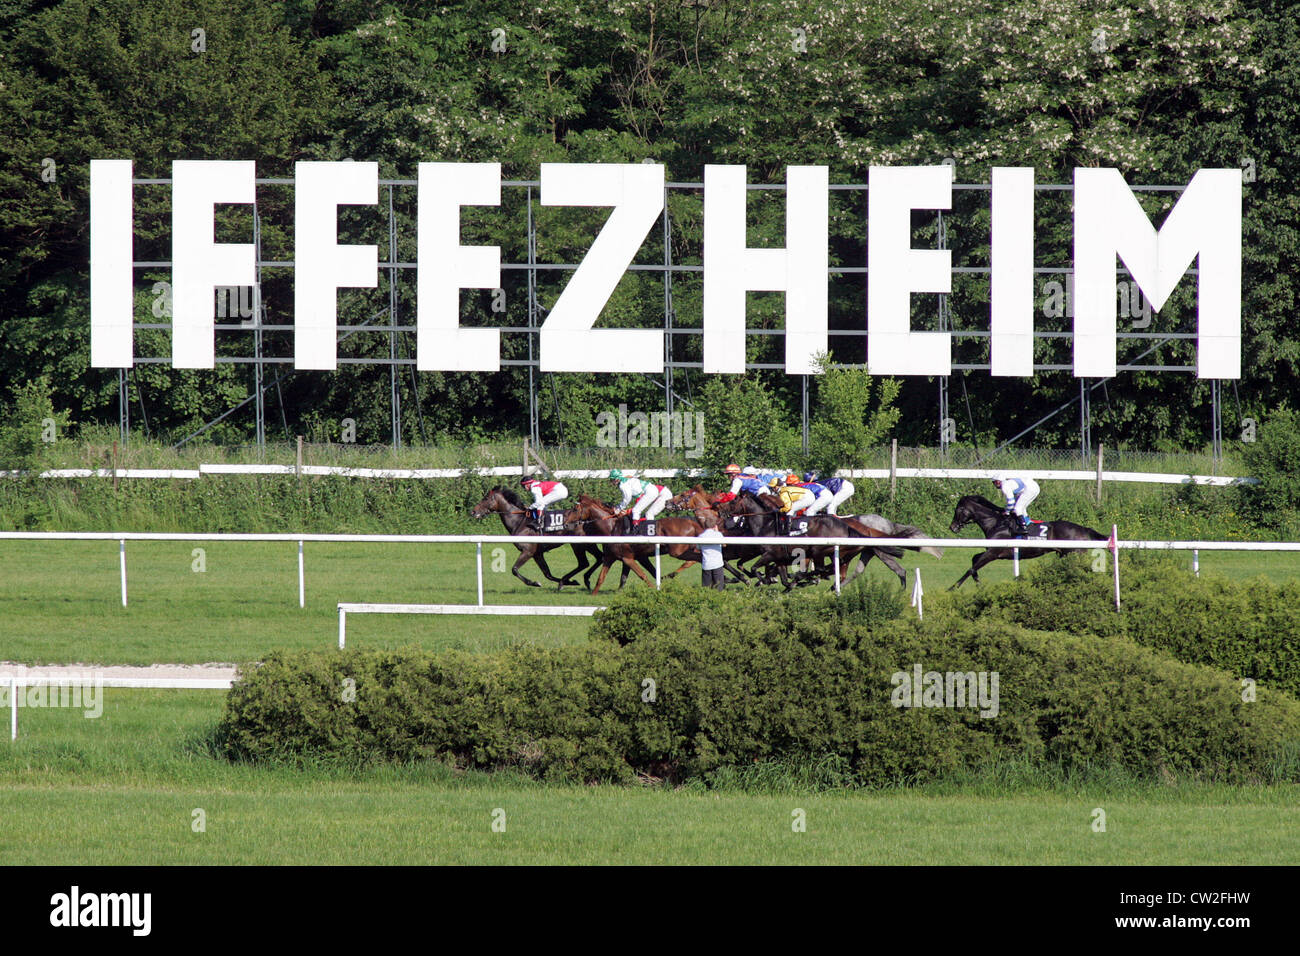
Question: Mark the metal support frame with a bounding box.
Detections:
[252,203,265,453]
[118,368,129,445]
[1211,378,1223,465]
[526,185,540,448]
[116,177,1209,451]
[388,185,402,449]
[663,192,675,431]
[1080,378,1092,463]
[937,211,951,454]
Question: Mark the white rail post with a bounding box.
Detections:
[476,541,484,606]
[9,675,16,741]
[1193,548,1199,578]
[1111,524,1121,611]
[1013,547,1020,577]
[298,540,305,608]
[119,539,128,607]
[833,545,841,594]
[338,607,346,649]
[911,568,923,619]
[654,543,661,588]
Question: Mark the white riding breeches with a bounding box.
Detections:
[634,486,672,520]
[804,489,834,516]
[786,490,815,517]
[1010,481,1039,517]
[532,485,567,510]
[827,481,855,515]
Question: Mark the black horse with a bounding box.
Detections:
[721,492,883,590]
[471,487,604,589]
[947,494,1107,590]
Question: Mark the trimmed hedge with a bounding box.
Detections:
[217,584,1300,786]
[937,554,1300,699]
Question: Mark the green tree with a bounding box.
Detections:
[807,354,900,476]
[696,374,799,474]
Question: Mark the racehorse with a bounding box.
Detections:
[947,494,1107,590]
[720,492,884,589]
[470,487,603,589]
[559,494,659,591]
[564,495,708,595]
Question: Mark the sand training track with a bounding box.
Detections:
[0,662,239,682]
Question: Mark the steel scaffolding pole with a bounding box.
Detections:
[118,368,128,445]
[526,186,540,447]
[1080,378,1092,462]
[388,184,401,449]
[937,211,950,454]
[663,191,674,430]
[253,203,265,454]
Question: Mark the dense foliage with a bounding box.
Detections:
[936,553,1300,699]
[2,0,1297,453]
[216,579,1300,784]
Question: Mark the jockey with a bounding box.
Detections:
[520,475,568,526]
[993,473,1039,534]
[767,475,815,518]
[796,474,835,516]
[808,472,855,515]
[611,469,672,523]
[732,469,770,497]
[724,463,746,495]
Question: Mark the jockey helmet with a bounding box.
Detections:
[785,474,801,485]
[802,472,817,483]
[609,469,625,481]
[767,476,781,488]
[742,466,758,475]
[519,476,535,487]
[724,463,741,475]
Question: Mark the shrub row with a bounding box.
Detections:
[217,582,1300,786]
[935,554,1300,699]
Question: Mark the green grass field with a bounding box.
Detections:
[1,691,1296,865]
[2,537,1298,665]
[2,537,1298,865]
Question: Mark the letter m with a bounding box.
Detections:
[946,672,975,709]
[101,894,129,926]
[1074,168,1241,379]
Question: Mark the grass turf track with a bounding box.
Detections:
[2,539,1299,666]
[0,691,1296,865]
[2,538,1297,865]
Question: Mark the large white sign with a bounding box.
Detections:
[89,161,1243,378]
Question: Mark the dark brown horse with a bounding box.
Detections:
[565,494,706,594]
[718,492,885,589]
[470,487,602,590]
[947,494,1107,589]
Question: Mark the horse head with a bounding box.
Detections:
[949,496,976,533]
[471,487,505,519]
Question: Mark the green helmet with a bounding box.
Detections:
[609,469,624,481]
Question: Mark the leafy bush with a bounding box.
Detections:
[217,595,1300,786]
[1236,407,1300,532]
[936,555,1300,698]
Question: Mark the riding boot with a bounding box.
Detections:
[1018,514,1031,536]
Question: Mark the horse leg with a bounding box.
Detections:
[624,552,655,587]
[949,549,998,590]
[530,549,567,587]
[876,550,907,587]
[512,549,542,588]
[557,545,592,590]
[591,557,615,595]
